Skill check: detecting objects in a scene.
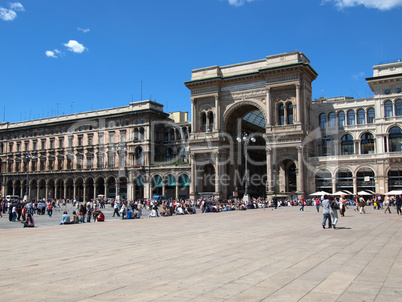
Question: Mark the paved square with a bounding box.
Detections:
[0,206,401,301]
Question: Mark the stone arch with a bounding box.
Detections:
[222,100,267,132]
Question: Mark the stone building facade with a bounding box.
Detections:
[1,51,402,201]
[0,101,191,201]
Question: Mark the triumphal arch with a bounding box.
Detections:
[185,51,318,199]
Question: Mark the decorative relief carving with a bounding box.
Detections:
[266,74,298,84]
[231,89,267,100]
[192,87,218,95]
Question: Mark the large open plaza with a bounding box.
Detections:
[1,205,401,301]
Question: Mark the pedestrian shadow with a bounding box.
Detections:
[335,227,352,230]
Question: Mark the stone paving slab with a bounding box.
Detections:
[0,206,401,301]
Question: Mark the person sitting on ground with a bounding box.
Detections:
[71,211,79,224]
[148,208,158,218]
[123,209,133,219]
[133,208,140,219]
[22,213,35,228]
[60,210,71,225]
[95,210,105,222]
[175,205,185,215]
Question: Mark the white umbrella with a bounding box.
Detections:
[357,191,372,196]
[310,191,329,196]
[332,191,348,196]
[385,190,402,195]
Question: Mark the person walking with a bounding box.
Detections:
[358,196,366,214]
[396,194,402,216]
[339,194,346,217]
[384,195,391,214]
[330,196,340,229]
[315,197,320,213]
[46,200,53,217]
[112,201,120,217]
[321,195,332,229]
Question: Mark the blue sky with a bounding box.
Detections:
[1,0,402,123]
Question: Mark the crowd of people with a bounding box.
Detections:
[1,192,401,229]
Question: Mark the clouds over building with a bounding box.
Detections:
[324,0,402,10]
[0,2,25,21]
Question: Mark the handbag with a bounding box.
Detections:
[331,202,340,210]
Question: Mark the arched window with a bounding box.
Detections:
[140,128,144,140]
[208,112,214,131]
[385,101,393,117]
[279,104,285,125]
[338,111,345,126]
[322,136,334,156]
[357,109,365,124]
[319,113,326,128]
[396,100,402,116]
[389,127,402,152]
[328,112,336,127]
[347,110,355,125]
[201,113,207,132]
[183,128,188,140]
[167,148,173,162]
[367,108,375,123]
[170,129,175,141]
[179,147,186,163]
[287,103,293,124]
[341,134,354,155]
[361,133,375,154]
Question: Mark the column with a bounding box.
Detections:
[190,153,196,199]
[296,84,301,123]
[45,181,49,201]
[83,182,87,202]
[297,146,304,195]
[73,182,77,201]
[266,148,273,194]
[266,87,271,126]
[175,183,179,199]
[64,180,68,199]
[354,140,360,155]
[215,152,220,198]
[353,176,357,195]
[214,95,220,131]
[332,177,336,193]
[191,98,195,133]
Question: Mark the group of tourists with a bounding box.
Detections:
[1,191,401,229]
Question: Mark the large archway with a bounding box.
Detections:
[224,102,267,199]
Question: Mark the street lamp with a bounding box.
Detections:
[21,152,35,201]
[236,133,256,202]
[111,144,127,202]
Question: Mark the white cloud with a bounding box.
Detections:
[0,8,17,21]
[45,49,61,58]
[228,0,255,7]
[77,27,90,33]
[63,40,86,53]
[10,2,25,11]
[324,0,402,10]
[0,2,24,21]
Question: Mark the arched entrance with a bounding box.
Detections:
[224,102,267,199]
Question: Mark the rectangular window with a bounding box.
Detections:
[25,142,29,151]
[41,140,46,149]
[59,138,64,148]
[68,137,73,147]
[33,141,37,150]
[78,136,83,146]
[109,132,115,144]
[50,140,54,149]
[16,143,20,152]
[120,131,126,142]
[88,135,93,145]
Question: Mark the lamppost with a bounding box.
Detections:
[21,152,35,201]
[111,144,127,202]
[236,133,256,202]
